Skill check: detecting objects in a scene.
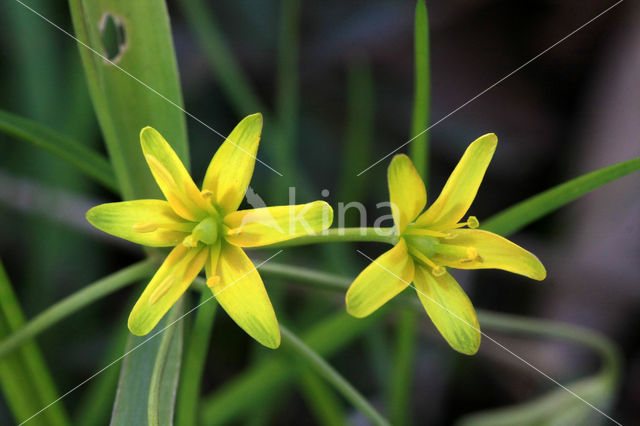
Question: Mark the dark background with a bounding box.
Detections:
[0,0,638,424]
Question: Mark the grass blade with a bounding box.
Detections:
[148,300,185,426]
[483,157,640,236]
[0,109,117,192]
[175,292,217,426]
[408,0,430,180]
[281,326,390,426]
[0,260,70,425]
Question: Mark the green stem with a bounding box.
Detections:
[389,308,417,426]
[0,260,154,360]
[262,228,396,248]
[280,326,391,426]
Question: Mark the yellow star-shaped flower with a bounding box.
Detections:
[346,134,546,354]
[87,114,333,348]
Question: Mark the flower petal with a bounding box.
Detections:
[128,245,208,335]
[433,229,546,280]
[86,200,192,247]
[416,134,497,229]
[211,243,280,348]
[388,154,426,232]
[202,114,263,214]
[224,201,333,247]
[346,239,415,317]
[140,127,207,221]
[413,265,480,355]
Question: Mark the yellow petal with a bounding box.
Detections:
[86,200,193,247]
[413,265,480,355]
[202,114,263,214]
[128,245,208,335]
[346,239,415,317]
[211,243,280,348]
[388,154,426,233]
[416,134,497,229]
[432,229,546,280]
[224,201,333,247]
[140,127,207,221]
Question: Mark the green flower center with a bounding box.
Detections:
[183,215,222,247]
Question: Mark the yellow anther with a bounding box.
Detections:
[467,216,479,229]
[432,266,446,277]
[206,276,220,288]
[132,222,158,233]
[145,154,176,187]
[182,235,198,247]
[226,227,242,236]
[201,190,214,199]
[149,275,176,305]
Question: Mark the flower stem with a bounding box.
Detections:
[261,228,396,248]
[280,325,391,426]
[0,260,154,360]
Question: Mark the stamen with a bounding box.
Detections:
[182,235,198,247]
[201,190,214,199]
[409,248,446,277]
[132,222,158,233]
[467,216,479,229]
[433,243,478,261]
[404,228,451,238]
[149,275,175,305]
[206,275,220,288]
[226,227,242,236]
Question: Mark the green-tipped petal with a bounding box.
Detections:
[202,114,263,214]
[346,239,415,317]
[86,200,192,247]
[224,201,333,247]
[416,133,497,229]
[128,245,208,335]
[211,243,280,348]
[388,154,427,232]
[140,127,207,221]
[413,265,480,355]
[432,229,546,280]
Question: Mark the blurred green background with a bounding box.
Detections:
[0,0,639,424]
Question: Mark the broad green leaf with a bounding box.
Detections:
[483,157,640,236]
[0,260,70,426]
[409,0,431,180]
[111,300,184,426]
[0,109,117,192]
[68,0,189,200]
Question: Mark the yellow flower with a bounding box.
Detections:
[345,134,546,354]
[87,114,333,348]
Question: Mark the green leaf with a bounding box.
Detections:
[297,370,346,426]
[176,292,217,426]
[408,0,430,181]
[111,300,184,425]
[0,109,117,192]
[148,300,185,426]
[482,157,640,236]
[68,0,189,200]
[0,260,70,426]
